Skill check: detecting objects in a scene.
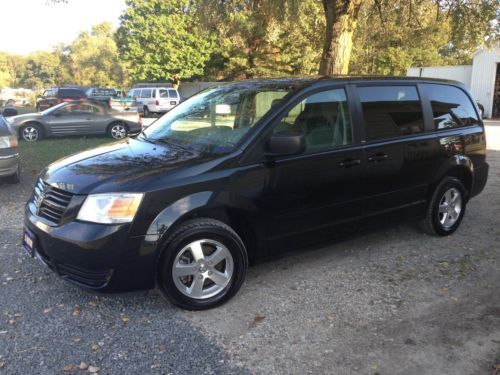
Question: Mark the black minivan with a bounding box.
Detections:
[23,77,489,310]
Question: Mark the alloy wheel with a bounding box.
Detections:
[110,124,126,139]
[438,187,462,229]
[22,126,39,142]
[172,239,234,299]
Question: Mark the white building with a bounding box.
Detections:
[407,46,500,118]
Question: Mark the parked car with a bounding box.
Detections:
[36,88,87,111]
[23,77,488,310]
[128,87,180,117]
[86,87,139,111]
[0,115,20,183]
[2,107,18,117]
[9,100,141,142]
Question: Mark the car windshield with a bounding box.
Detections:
[142,83,298,154]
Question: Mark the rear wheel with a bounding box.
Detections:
[420,177,467,236]
[158,218,248,310]
[143,106,150,117]
[21,123,42,142]
[108,122,127,139]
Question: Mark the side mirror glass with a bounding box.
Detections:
[266,130,305,156]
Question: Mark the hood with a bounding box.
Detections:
[43,138,217,194]
[9,113,42,126]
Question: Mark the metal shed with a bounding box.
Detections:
[407,46,500,118]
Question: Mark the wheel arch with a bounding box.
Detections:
[18,121,45,138]
[145,192,258,267]
[427,156,473,201]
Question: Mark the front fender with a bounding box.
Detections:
[143,191,213,243]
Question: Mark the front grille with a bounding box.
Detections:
[33,179,73,224]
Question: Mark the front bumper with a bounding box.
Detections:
[0,153,19,177]
[24,204,158,293]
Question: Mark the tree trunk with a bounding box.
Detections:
[319,0,363,75]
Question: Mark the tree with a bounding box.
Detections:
[22,51,63,89]
[319,0,363,75]
[318,0,498,75]
[67,22,128,87]
[197,0,325,80]
[116,0,215,85]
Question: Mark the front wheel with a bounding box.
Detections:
[158,218,248,310]
[21,123,42,142]
[420,177,467,236]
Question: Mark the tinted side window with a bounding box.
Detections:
[59,89,85,98]
[425,84,479,129]
[358,86,424,141]
[274,88,352,153]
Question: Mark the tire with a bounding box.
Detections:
[158,218,248,310]
[420,177,467,236]
[143,106,150,118]
[5,164,20,184]
[107,122,128,139]
[20,123,43,142]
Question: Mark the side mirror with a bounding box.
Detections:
[266,130,305,156]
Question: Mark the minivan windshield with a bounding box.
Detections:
[142,83,298,154]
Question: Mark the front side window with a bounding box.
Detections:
[425,84,479,129]
[273,88,352,153]
[358,86,424,141]
[60,89,84,98]
[143,83,300,154]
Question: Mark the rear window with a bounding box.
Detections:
[358,85,424,141]
[59,89,85,98]
[425,84,479,129]
[168,89,179,99]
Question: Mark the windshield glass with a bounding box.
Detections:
[143,83,297,154]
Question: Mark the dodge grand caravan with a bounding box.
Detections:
[23,77,488,310]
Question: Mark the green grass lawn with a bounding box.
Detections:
[19,137,112,176]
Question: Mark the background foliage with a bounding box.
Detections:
[0,0,498,89]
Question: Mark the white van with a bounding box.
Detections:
[128,87,180,117]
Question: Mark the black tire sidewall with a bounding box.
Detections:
[430,178,466,236]
[158,224,247,310]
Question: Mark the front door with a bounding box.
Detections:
[255,87,366,255]
[47,103,93,136]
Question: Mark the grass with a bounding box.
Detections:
[19,136,112,176]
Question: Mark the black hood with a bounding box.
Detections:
[43,138,217,194]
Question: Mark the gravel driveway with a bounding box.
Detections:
[1,124,499,374]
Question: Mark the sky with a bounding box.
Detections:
[0,0,126,55]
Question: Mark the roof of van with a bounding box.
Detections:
[219,75,463,87]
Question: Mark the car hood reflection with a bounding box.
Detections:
[43,138,215,194]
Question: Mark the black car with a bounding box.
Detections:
[23,77,488,310]
[36,87,87,111]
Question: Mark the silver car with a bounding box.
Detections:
[9,100,142,142]
[0,115,20,183]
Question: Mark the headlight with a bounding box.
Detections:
[0,135,18,148]
[77,193,144,224]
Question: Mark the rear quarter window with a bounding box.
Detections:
[425,84,479,129]
[358,85,424,141]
